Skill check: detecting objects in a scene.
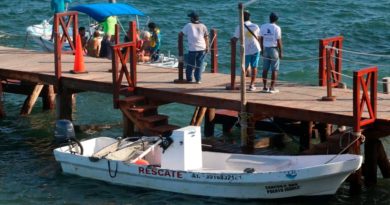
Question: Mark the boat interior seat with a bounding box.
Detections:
[225,155,292,172]
[105,145,143,161]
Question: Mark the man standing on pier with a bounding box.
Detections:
[260,12,283,93]
[51,0,71,13]
[181,11,209,84]
[233,10,261,91]
[50,0,72,41]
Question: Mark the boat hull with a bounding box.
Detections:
[54,137,362,199]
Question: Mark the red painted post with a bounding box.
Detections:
[321,48,336,101]
[54,11,78,91]
[54,13,62,89]
[226,38,238,90]
[112,45,119,108]
[210,29,218,73]
[129,21,137,87]
[353,67,377,130]
[318,36,343,86]
[111,22,138,108]
[115,24,120,44]
[350,66,377,193]
[174,32,187,83]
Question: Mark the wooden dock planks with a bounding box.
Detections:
[0,46,389,127]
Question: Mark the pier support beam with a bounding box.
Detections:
[349,132,363,194]
[204,108,216,137]
[299,121,313,151]
[56,88,74,120]
[363,138,390,187]
[123,113,135,137]
[20,84,44,115]
[190,106,207,126]
[363,138,379,187]
[0,82,5,118]
[316,123,332,142]
[42,85,55,110]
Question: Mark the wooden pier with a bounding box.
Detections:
[1,12,390,193]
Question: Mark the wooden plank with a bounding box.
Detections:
[20,84,44,115]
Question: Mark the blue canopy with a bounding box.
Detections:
[69,3,145,22]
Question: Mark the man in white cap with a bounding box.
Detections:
[181,11,209,84]
[260,12,283,93]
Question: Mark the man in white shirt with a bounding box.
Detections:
[234,10,261,91]
[260,12,283,93]
[181,11,209,84]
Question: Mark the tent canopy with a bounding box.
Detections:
[69,3,145,22]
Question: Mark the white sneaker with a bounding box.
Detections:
[249,85,256,91]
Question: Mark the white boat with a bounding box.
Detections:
[26,19,72,52]
[53,125,362,199]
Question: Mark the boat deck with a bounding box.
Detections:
[0,46,389,127]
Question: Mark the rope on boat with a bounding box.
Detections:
[325,131,365,164]
[107,160,118,178]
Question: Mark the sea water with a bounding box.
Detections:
[1,0,390,204]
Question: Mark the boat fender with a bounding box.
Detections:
[134,159,150,166]
[244,168,255,173]
[160,136,173,153]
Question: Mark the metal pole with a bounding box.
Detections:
[238,3,247,148]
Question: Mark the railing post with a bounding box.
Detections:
[174,32,187,83]
[350,66,377,194]
[115,24,120,44]
[129,21,137,87]
[54,13,62,91]
[54,11,78,92]
[321,48,336,101]
[226,38,238,90]
[353,66,377,131]
[319,36,343,86]
[210,29,218,73]
[111,21,138,109]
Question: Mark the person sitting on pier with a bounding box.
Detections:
[99,16,117,59]
[233,10,261,91]
[138,31,151,63]
[87,31,101,57]
[147,22,161,62]
[181,11,209,84]
[260,12,283,93]
[78,27,88,53]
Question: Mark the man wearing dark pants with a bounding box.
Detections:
[181,11,209,84]
[260,12,283,93]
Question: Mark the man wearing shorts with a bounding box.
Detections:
[260,12,283,93]
[234,10,261,91]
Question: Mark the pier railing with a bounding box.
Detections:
[54,11,78,89]
[319,36,343,87]
[226,37,238,90]
[112,21,137,109]
[353,66,377,132]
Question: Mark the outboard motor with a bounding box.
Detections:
[54,119,83,155]
[55,119,75,144]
